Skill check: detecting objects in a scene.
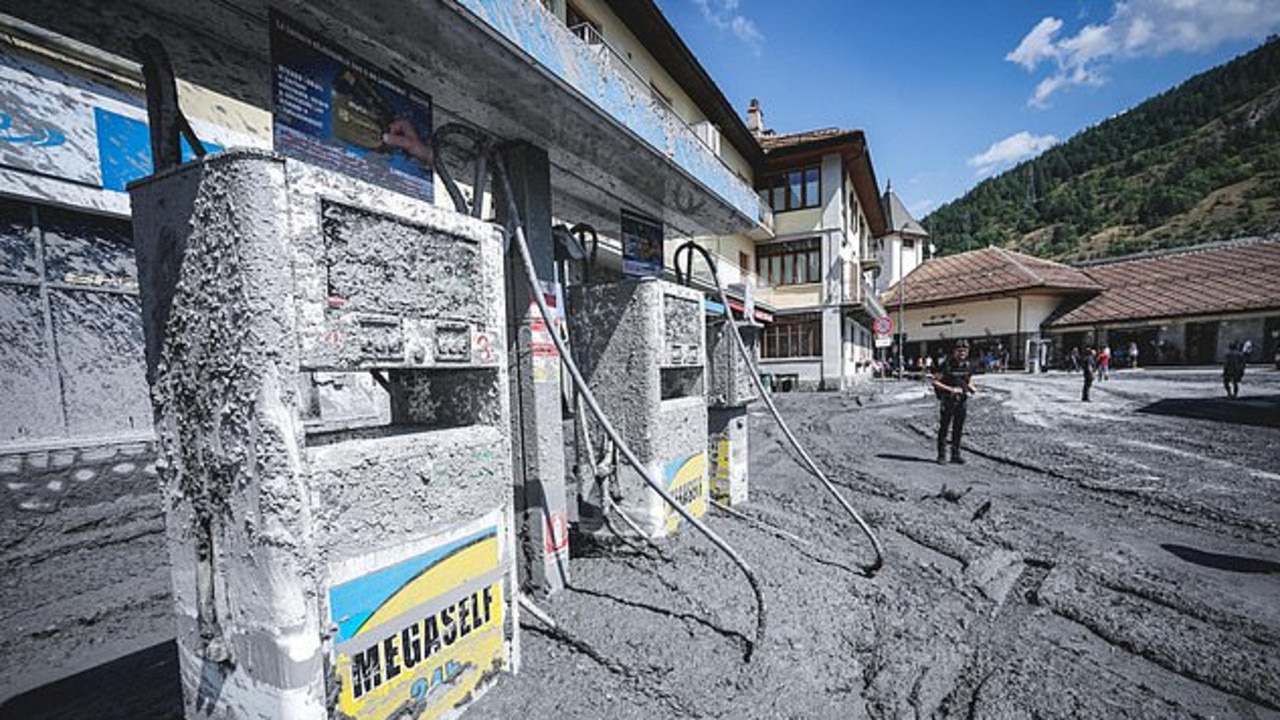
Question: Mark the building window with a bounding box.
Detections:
[762,313,821,358]
[566,2,602,43]
[738,251,750,273]
[0,198,151,441]
[758,167,821,213]
[757,237,821,286]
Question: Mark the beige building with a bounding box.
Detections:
[883,236,1280,369]
[740,105,890,390]
[881,246,1103,369]
[874,183,930,296]
[1045,237,1280,367]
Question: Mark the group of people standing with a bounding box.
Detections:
[926,336,1258,468]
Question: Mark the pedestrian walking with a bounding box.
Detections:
[1099,344,1111,381]
[1127,340,1139,369]
[931,340,977,465]
[1082,347,1098,401]
[1223,341,1246,398]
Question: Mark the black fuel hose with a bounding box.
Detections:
[675,241,884,574]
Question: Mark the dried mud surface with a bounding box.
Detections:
[472,368,1280,719]
[2,369,1276,719]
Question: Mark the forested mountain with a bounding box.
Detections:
[924,37,1280,261]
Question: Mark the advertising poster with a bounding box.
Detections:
[328,517,508,719]
[269,11,433,201]
[662,452,707,534]
[621,209,663,278]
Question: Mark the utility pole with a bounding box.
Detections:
[897,238,905,381]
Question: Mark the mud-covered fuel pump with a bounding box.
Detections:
[428,121,767,659]
[675,241,885,573]
[703,281,761,507]
[130,151,519,719]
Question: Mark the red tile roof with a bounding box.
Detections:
[882,246,1103,306]
[1048,236,1280,327]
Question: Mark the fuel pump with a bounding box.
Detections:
[567,278,711,538]
[704,284,761,507]
[130,150,518,719]
[428,121,766,659]
[675,241,885,573]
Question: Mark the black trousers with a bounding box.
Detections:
[1082,373,1094,401]
[938,396,967,453]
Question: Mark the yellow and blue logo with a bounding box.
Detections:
[329,526,507,719]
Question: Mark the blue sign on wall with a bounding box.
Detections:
[621,209,663,278]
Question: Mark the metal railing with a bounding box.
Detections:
[565,20,705,149]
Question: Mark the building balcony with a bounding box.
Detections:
[453,0,770,235]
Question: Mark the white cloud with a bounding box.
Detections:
[968,131,1059,176]
[1006,17,1064,70]
[692,0,765,54]
[1008,0,1280,107]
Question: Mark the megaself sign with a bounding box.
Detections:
[327,513,510,719]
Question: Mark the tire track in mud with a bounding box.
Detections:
[769,396,1045,717]
[1038,564,1280,711]
[880,414,1280,712]
[900,418,1278,544]
[933,560,1054,719]
[777,390,1280,716]
[519,622,700,718]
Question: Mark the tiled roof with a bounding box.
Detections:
[758,127,852,152]
[882,246,1102,306]
[1048,236,1280,327]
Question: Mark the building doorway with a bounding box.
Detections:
[1185,321,1219,365]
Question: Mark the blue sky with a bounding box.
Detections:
[654,0,1280,219]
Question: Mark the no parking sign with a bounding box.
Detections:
[873,316,894,336]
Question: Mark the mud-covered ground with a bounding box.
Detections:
[472,367,1280,719]
[3,368,1276,719]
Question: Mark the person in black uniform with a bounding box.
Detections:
[931,340,977,464]
[1082,347,1098,402]
[1223,341,1246,398]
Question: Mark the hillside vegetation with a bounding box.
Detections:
[924,37,1280,261]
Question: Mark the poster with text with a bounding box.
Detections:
[269,10,433,201]
[621,209,663,278]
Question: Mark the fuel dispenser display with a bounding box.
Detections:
[568,278,708,538]
[129,149,516,719]
[706,316,761,506]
